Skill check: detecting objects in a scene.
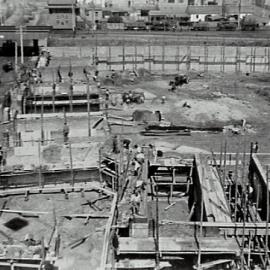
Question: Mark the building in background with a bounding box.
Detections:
[104,0,158,9]
[47,0,80,29]
[80,2,103,26]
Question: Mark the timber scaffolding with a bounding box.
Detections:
[99,141,270,270]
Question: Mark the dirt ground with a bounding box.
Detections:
[107,71,270,153]
[0,189,112,269]
[1,54,270,154]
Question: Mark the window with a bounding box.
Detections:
[196,15,199,19]
[168,0,175,3]
[56,20,60,24]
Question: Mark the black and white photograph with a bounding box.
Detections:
[0,0,270,269]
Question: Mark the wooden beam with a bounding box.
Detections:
[100,192,117,270]
[0,183,115,197]
[193,259,233,270]
[160,220,270,236]
[0,209,48,215]
[62,214,110,219]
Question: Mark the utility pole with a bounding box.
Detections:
[72,3,76,35]
[221,0,226,18]
[19,25,24,64]
[15,41,18,73]
[265,166,269,269]
[238,0,242,30]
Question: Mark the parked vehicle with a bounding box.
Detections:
[240,15,259,31]
[150,22,170,31]
[124,21,147,31]
[217,20,237,31]
[191,21,209,31]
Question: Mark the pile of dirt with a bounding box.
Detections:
[132,110,159,122]
[42,144,62,163]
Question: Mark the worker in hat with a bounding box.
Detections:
[0,146,3,171]
[63,122,70,144]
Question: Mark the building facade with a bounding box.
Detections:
[81,3,103,24]
[48,0,80,29]
[105,0,158,9]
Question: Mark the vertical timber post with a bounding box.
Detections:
[268,47,270,73]
[162,41,165,73]
[109,46,112,71]
[148,39,151,72]
[41,88,44,145]
[69,141,74,186]
[134,43,137,70]
[122,38,125,71]
[265,167,269,269]
[176,45,180,72]
[87,79,91,137]
[187,45,191,74]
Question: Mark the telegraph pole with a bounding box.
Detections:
[238,0,242,30]
[15,41,18,72]
[19,25,24,64]
[221,0,226,18]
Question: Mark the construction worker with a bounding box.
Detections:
[63,122,69,144]
[93,70,99,82]
[13,110,18,132]
[3,129,9,148]
[57,66,62,83]
[161,96,166,104]
[130,190,141,215]
[112,135,120,154]
[253,142,259,153]
[133,158,142,177]
[0,146,3,170]
[105,89,110,101]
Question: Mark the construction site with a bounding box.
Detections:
[2,8,270,270]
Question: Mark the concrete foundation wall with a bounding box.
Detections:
[0,167,105,189]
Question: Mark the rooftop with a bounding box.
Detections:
[47,0,76,6]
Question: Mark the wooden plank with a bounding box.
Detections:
[253,154,268,188]
[62,214,110,219]
[160,220,270,228]
[100,192,117,270]
[159,220,270,235]
[0,262,42,268]
[195,154,231,223]
[114,260,171,269]
[0,209,48,215]
[0,183,115,197]
[194,259,233,270]
[118,237,239,255]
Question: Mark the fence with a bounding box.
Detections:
[48,45,270,73]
